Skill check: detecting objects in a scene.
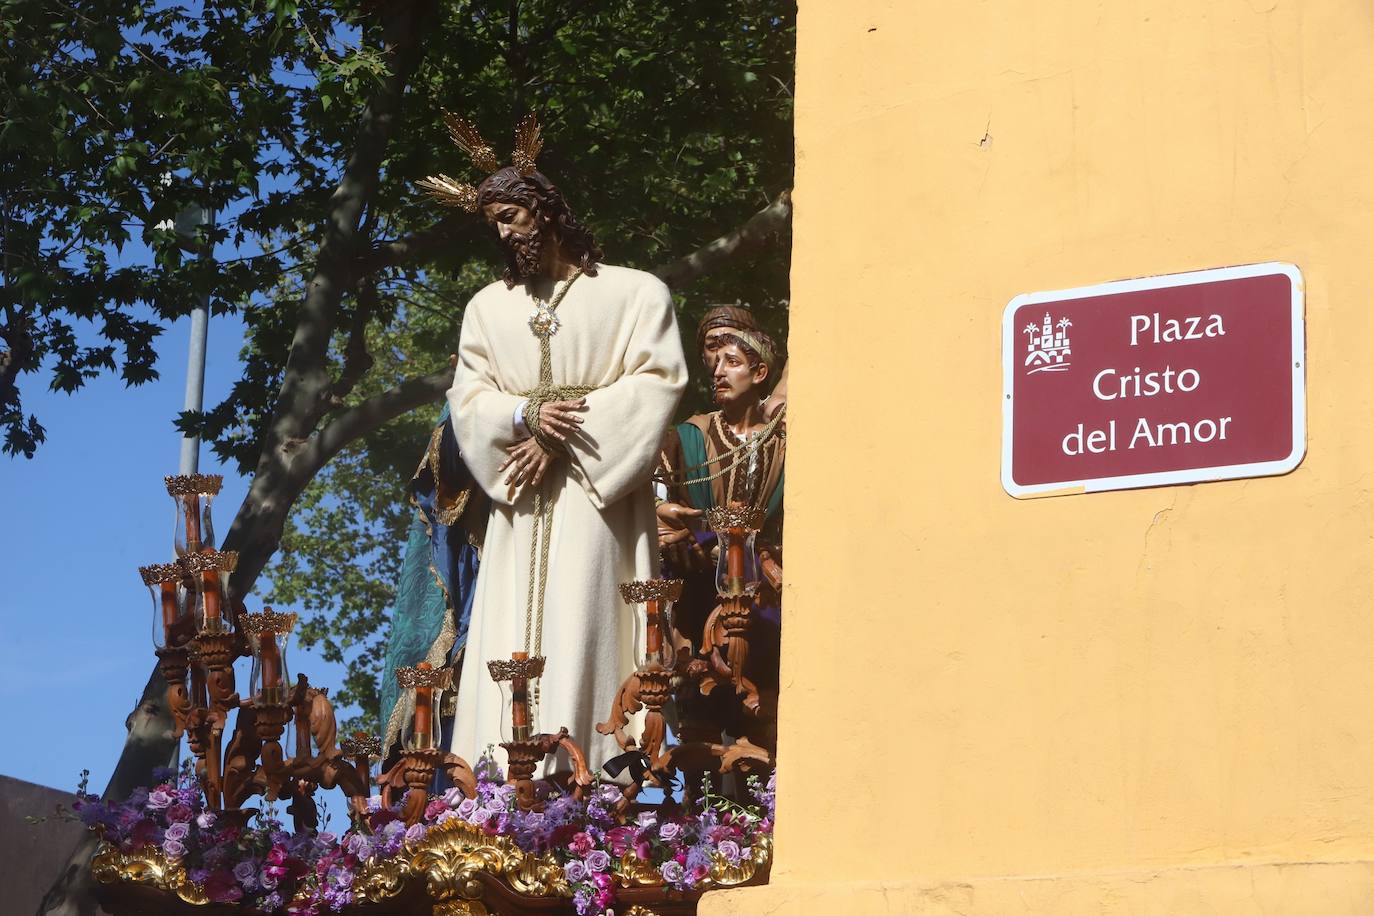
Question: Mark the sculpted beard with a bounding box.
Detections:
[502,226,545,280]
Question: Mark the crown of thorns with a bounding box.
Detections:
[416,112,544,212]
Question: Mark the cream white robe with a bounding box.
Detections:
[446,265,687,771]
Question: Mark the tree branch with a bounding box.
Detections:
[330,280,377,405]
[301,365,452,479]
[360,215,462,274]
[652,189,793,290]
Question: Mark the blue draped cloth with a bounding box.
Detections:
[378,405,482,757]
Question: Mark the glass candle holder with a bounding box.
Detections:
[705,505,766,598]
[488,653,545,743]
[180,549,238,635]
[139,562,189,648]
[244,609,297,706]
[619,579,684,669]
[397,663,452,752]
[166,473,223,557]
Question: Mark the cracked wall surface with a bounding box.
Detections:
[716,0,1374,911]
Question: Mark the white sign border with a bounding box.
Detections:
[1001,261,1307,499]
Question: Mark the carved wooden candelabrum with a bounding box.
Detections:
[379,663,476,824]
[698,504,767,711]
[136,474,372,830]
[489,653,594,811]
[597,579,683,786]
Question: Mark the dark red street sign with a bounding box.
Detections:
[1001,262,1305,497]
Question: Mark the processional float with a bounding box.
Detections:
[89,475,774,915]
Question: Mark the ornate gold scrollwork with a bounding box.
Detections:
[91,841,209,905]
[709,832,773,887]
[353,855,410,904]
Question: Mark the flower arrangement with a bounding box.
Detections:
[76,759,774,915]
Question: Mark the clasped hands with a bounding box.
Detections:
[499,397,586,501]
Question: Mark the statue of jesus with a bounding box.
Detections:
[420,115,687,770]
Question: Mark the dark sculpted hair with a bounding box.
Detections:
[476,167,603,288]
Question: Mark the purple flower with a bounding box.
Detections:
[162,838,187,859]
[195,811,217,829]
[572,886,594,916]
[660,859,685,884]
[165,804,192,823]
[658,821,682,843]
[686,846,713,872]
[717,839,742,864]
[635,810,657,829]
[165,821,190,841]
[456,797,479,820]
[585,849,611,874]
[326,864,354,889]
[262,892,284,911]
[404,823,427,843]
[344,834,368,857]
[146,789,174,809]
[564,859,588,883]
[232,860,258,887]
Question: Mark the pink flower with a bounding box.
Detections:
[146,789,174,809]
[591,871,612,891]
[605,826,635,857]
[404,823,427,843]
[717,839,742,864]
[165,804,193,823]
[165,821,190,841]
[568,831,594,856]
[162,838,187,859]
[585,850,611,874]
[425,799,449,820]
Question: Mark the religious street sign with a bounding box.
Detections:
[1001,262,1306,498]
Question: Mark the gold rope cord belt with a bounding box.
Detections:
[515,269,588,708]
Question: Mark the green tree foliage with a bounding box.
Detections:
[4,0,792,733]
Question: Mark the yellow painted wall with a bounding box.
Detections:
[705,1,1374,912]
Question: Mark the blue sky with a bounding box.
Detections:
[0,310,355,797]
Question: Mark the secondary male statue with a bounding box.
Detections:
[419,113,687,770]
